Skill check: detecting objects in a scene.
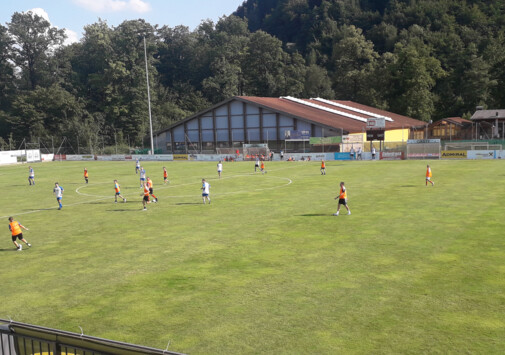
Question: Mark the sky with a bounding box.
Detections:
[1,0,245,45]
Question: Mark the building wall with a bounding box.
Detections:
[154,99,415,153]
[157,100,326,153]
[385,128,409,142]
[348,128,409,143]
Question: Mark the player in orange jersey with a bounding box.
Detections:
[141,182,150,210]
[146,177,158,202]
[321,160,326,175]
[426,165,434,186]
[260,160,266,174]
[84,168,89,184]
[334,182,351,216]
[114,180,126,203]
[163,167,169,184]
[8,217,31,251]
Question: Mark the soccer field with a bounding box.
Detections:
[1,159,504,354]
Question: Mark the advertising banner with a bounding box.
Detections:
[173,154,188,160]
[138,155,174,161]
[407,153,440,158]
[407,139,441,144]
[334,152,351,160]
[54,154,67,161]
[467,150,495,160]
[342,135,363,143]
[41,154,54,162]
[285,130,310,140]
[380,151,404,160]
[441,150,467,159]
[66,155,96,161]
[310,137,342,145]
[26,149,41,162]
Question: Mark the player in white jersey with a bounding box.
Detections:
[53,182,64,210]
[217,161,223,178]
[28,166,35,185]
[136,159,140,174]
[139,167,146,187]
[201,179,211,204]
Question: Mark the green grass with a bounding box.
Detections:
[1,159,505,354]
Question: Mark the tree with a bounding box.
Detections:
[0,24,15,111]
[8,11,66,90]
[9,84,91,144]
[387,42,446,121]
[330,25,379,104]
[242,30,286,96]
[303,64,334,98]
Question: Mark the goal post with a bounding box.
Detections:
[243,144,270,160]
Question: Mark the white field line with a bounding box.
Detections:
[2,164,303,218]
[75,174,293,199]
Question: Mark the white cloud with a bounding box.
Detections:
[26,8,81,46]
[27,8,51,22]
[64,29,80,45]
[74,0,151,13]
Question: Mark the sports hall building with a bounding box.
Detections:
[153,96,427,154]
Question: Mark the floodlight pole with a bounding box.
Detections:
[144,36,154,155]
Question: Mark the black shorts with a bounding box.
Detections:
[338,198,347,205]
[143,195,150,202]
[149,188,153,194]
[12,233,23,242]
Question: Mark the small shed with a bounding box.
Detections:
[429,117,472,140]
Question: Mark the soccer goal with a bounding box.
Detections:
[444,142,503,151]
[406,139,441,159]
[243,144,270,160]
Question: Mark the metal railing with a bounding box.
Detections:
[0,319,184,355]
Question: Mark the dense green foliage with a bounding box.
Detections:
[1,160,505,353]
[1,1,505,148]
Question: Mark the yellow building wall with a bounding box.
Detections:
[345,129,410,152]
[385,128,409,142]
[348,129,409,143]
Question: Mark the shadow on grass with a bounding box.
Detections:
[175,202,203,205]
[22,208,54,211]
[299,213,331,217]
[0,248,17,252]
[399,185,417,188]
[106,209,137,212]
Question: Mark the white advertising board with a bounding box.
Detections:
[26,149,41,162]
[41,154,54,162]
[467,150,495,160]
[366,117,386,129]
[66,155,96,161]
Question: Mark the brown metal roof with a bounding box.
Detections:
[155,96,427,135]
[325,100,427,130]
[471,109,505,120]
[430,117,471,127]
[238,97,426,133]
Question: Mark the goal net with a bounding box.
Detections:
[243,144,270,160]
[406,140,441,159]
